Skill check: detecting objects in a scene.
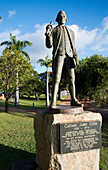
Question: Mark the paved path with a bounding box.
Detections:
[0,95,108,119]
[60,95,108,119]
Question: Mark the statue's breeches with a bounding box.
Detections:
[52,54,75,84]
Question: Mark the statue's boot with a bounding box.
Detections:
[71,99,83,107]
[50,101,56,108]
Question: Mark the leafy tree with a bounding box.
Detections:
[76,54,108,106]
[21,71,45,100]
[37,54,52,106]
[0,33,32,106]
[0,45,33,112]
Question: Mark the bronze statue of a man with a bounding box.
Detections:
[45,11,82,108]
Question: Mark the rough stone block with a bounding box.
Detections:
[34,111,102,170]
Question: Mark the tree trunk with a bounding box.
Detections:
[35,93,39,101]
[5,98,9,113]
[15,72,19,106]
[35,93,37,100]
[46,71,49,106]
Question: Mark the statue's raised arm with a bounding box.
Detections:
[45,21,53,48]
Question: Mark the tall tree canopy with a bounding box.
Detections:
[21,71,45,100]
[0,45,33,112]
[0,33,32,106]
[76,54,108,106]
[0,33,32,58]
[37,54,52,71]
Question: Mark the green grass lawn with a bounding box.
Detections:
[0,94,61,110]
[0,95,47,110]
[0,110,108,170]
[100,120,108,170]
[0,95,108,170]
[0,111,36,170]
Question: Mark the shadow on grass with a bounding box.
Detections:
[20,96,46,101]
[0,99,5,106]
[0,99,47,110]
[6,111,36,118]
[0,109,36,118]
[59,99,70,102]
[18,104,47,110]
[0,110,4,113]
[0,102,47,111]
[0,109,44,119]
[0,144,35,170]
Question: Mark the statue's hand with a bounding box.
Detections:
[45,21,53,36]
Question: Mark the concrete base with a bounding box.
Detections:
[34,109,102,170]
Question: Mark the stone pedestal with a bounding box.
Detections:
[34,107,102,170]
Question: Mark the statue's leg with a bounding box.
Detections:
[66,67,76,100]
[51,55,65,108]
[66,58,82,106]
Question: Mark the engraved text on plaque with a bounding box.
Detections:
[59,121,101,154]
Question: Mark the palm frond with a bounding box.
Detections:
[25,41,32,46]
[16,40,21,50]
[20,51,30,60]
[10,33,17,46]
[12,38,17,46]
[41,62,46,67]
[37,54,52,69]
[20,41,25,48]
[37,59,45,63]
[37,59,46,67]
[23,41,32,47]
[0,41,11,46]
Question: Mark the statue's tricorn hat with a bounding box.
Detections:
[56,11,67,22]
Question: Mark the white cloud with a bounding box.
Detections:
[0,30,21,59]
[8,10,16,18]
[18,24,23,27]
[0,16,108,72]
[68,16,108,57]
[0,25,51,72]
[102,16,108,32]
[18,24,52,64]
[34,24,41,29]
[90,17,108,53]
[68,24,98,50]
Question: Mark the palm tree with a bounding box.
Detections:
[0,33,32,106]
[37,54,52,106]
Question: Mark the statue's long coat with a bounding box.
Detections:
[46,25,78,64]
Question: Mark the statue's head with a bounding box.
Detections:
[56,11,67,25]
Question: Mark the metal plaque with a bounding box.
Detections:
[59,121,101,154]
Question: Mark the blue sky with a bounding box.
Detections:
[0,0,108,73]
